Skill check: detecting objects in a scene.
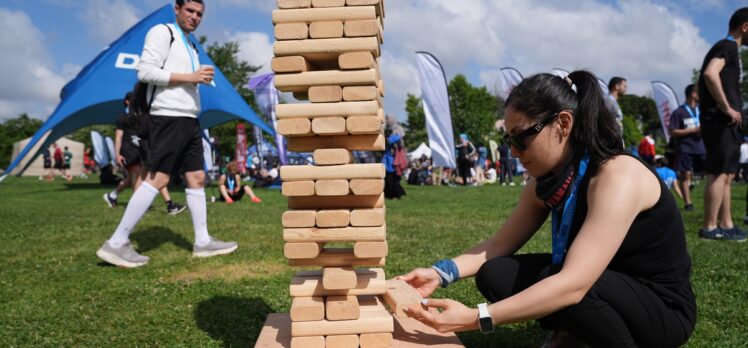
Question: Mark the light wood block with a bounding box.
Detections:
[312,117,347,136]
[287,193,384,210]
[275,69,377,93]
[322,267,358,290]
[338,51,376,70]
[277,100,379,119]
[309,21,344,39]
[312,0,346,6]
[274,37,380,61]
[283,210,317,228]
[290,268,385,297]
[278,0,312,9]
[281,163,384,181]
[291,336,325,348]
[342,86,378,101]
[345,0,379,4]
[277,118,312,136]
[272,56,313,73]
[290,296,325,322]
[349,179,384,195]
[282,181,316,197]
[376,80,384,96]
[272,7,375,24]
[359,333,392,348]
[291,302,392,337]
[288,248,384,267]
[285,242,323,259]
[344,19,379,37]
[325,334,358,348]
[346,116,382,135]
[308,86,342,103]
[287,133,385,152]
[350,208,385,227]
[315,179,350,196]
[313,149,353,165]
[326,295,360,321]
[275,22,308,40]
[315,209,350,228]
[353,241,388,258]
[383,279,423,318]
[284,225,385,242]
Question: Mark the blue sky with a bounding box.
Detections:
[0,0,743,122]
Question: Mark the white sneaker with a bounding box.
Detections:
[96,241,149,268]
[193,237,238,257]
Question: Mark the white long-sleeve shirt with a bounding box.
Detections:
[137,23,200,118]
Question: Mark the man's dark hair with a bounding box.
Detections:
[684,84,695,99]
[608,77,626,92]
[728,7,748,32]
[176,0,204,6]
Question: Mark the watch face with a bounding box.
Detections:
[480,316,494,333]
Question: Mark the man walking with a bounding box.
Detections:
[698,7,748,242]
[97,0,237,268]
[606,76,627,135]
[669,84,706,212]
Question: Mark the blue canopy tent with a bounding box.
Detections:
[3,4,273,179]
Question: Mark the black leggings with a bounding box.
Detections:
[475,254,692,347]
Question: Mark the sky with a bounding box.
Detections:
[0,0,743,123]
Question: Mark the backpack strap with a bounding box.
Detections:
[148,24,176,109]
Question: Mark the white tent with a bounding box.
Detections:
[408,143,432,161]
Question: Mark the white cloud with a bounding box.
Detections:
[81,0,140,44]
[227,31,275,75]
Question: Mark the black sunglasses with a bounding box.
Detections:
[503,112,560,151]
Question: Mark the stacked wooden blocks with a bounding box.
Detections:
[273,1,391,347]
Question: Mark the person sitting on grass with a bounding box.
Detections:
[397,71,695,347]
[654,157,684,201]
[218,161,261,204]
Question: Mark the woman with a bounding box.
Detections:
[218,161,262,204]
[398,71,695,347]
[383,134,406,199]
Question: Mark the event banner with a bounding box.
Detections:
[651,81,680,143]
[415,51,456,169]
[498,67,523,100]
[248,73,287,165]
[236,123,247,173]
[90,131,109,166]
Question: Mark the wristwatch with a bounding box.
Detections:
[477,303,494,333]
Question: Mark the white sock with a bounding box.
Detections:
[108,182,159,248]
[186,187,211,246]
[109,190,118,199]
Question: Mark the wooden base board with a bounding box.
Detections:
[253,313,464,347]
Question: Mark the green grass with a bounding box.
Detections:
[0,177,746,347]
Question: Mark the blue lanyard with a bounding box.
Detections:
[683,104,700,126]
[726,35,735,42]
[173,22,197,72]
[551,155,590,264]
[227,176,235,191]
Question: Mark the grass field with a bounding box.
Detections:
[0,176,746,347]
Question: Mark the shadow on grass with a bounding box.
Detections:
[130,226,193,253]
[195,296,273,347]
[63,182,118,191]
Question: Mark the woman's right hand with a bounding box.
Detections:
[397,268,442,298]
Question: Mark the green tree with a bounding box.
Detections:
[402,94,428,149]
[67,125,116,150]
[447,74,498,146]
[618,94,658,140]
[0,114,44,169]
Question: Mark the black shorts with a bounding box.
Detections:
[219,187,245,202]
[43,160,51,169]
[675,152,706,173]
[701,113,741,174]
[145,116,204,175]
[54,161,63,170]
[120,143,142,168]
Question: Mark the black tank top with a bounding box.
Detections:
[568,156,696,327]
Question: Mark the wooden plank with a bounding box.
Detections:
[312,0,346,6]
[272,7,375,24]
[281,163,384,181]
[287,133,385,152]
[277,118,312,137]
[315,209,350,228]
[376,80,384,96]
[338,51,376,70]
[274,37,379,60]
[284,225,385,243]
[342,86,378,101]
[275,22,308,40]
[325,334,358,348]
[315,179,350,196]
[346,116,382,135]
[278,0,312,9]
[313,149,353,165]
[285,242,323,259]
[326,295,360,321]
[275,69,377,93]
[312,117,347,136]
[287,193,384,209]
[349,179,384,195]
[288,248,385,267]
[271,56,313,73]
[383,279,423,318]
[283,210,317,228]
[290,268,385,297]
[291,336,325,348]
[291,303,392,337]
[353,241,388,258]
[359,333,393,348]
[322,267,358,290]
[290,296,325,322]
[277,100,379,119]
[308,85,342,103]
[282,181,316,197]
[309,20,343,39]
[344,19,379,37]
[350,208,385,227]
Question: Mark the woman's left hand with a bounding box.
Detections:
[403,298,480,333]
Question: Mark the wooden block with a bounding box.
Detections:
[275,22,308,40]
[272,56,313,73]
[325,334,358,348]
[274,37,379,61]
[284,225,385,242]
[290,268,385,297]
[346,116,382,135]
[283,210,317,228]
[346,0,385,20]
[287,134,385,152]
[291,336,325,348]
[285,242,323,259]
[290,296,325,322]
[383,279,423,318]
[272,7,375,24]
[282,181,316,197]
[353,241,388,258]
[312,117,347,136]
[277,118,312,137]
[287,193,384,209]
[278,100,379,119]
[342,86,378,101]
[315,179,350,196]
[376,80,384,96]
[344,19,379,37]
[275,69,377,93]
[322,267,357,290]
[309,20,344,39]
[349,179,384,195]
[315,209,350,228]
[312,0,346,6]
[313,149,353,165]
[359,333,392,348]
[291,302,392,337]
[278,0,312,9]
[281,163,384,181]
[350,208,385,227]
[338,51,375,70]
[326,295,360,321]
[288,248,385,267]
[308,86,342,103]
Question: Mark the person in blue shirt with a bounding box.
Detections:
[655,157,683,200]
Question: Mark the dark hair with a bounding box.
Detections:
[123,92,132,107]
[728,7,748,32]
[684,84,695,99]
[656,157,668,168]
[505,71,624,171]
[176,0,204,6]
[608,77,626,92]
